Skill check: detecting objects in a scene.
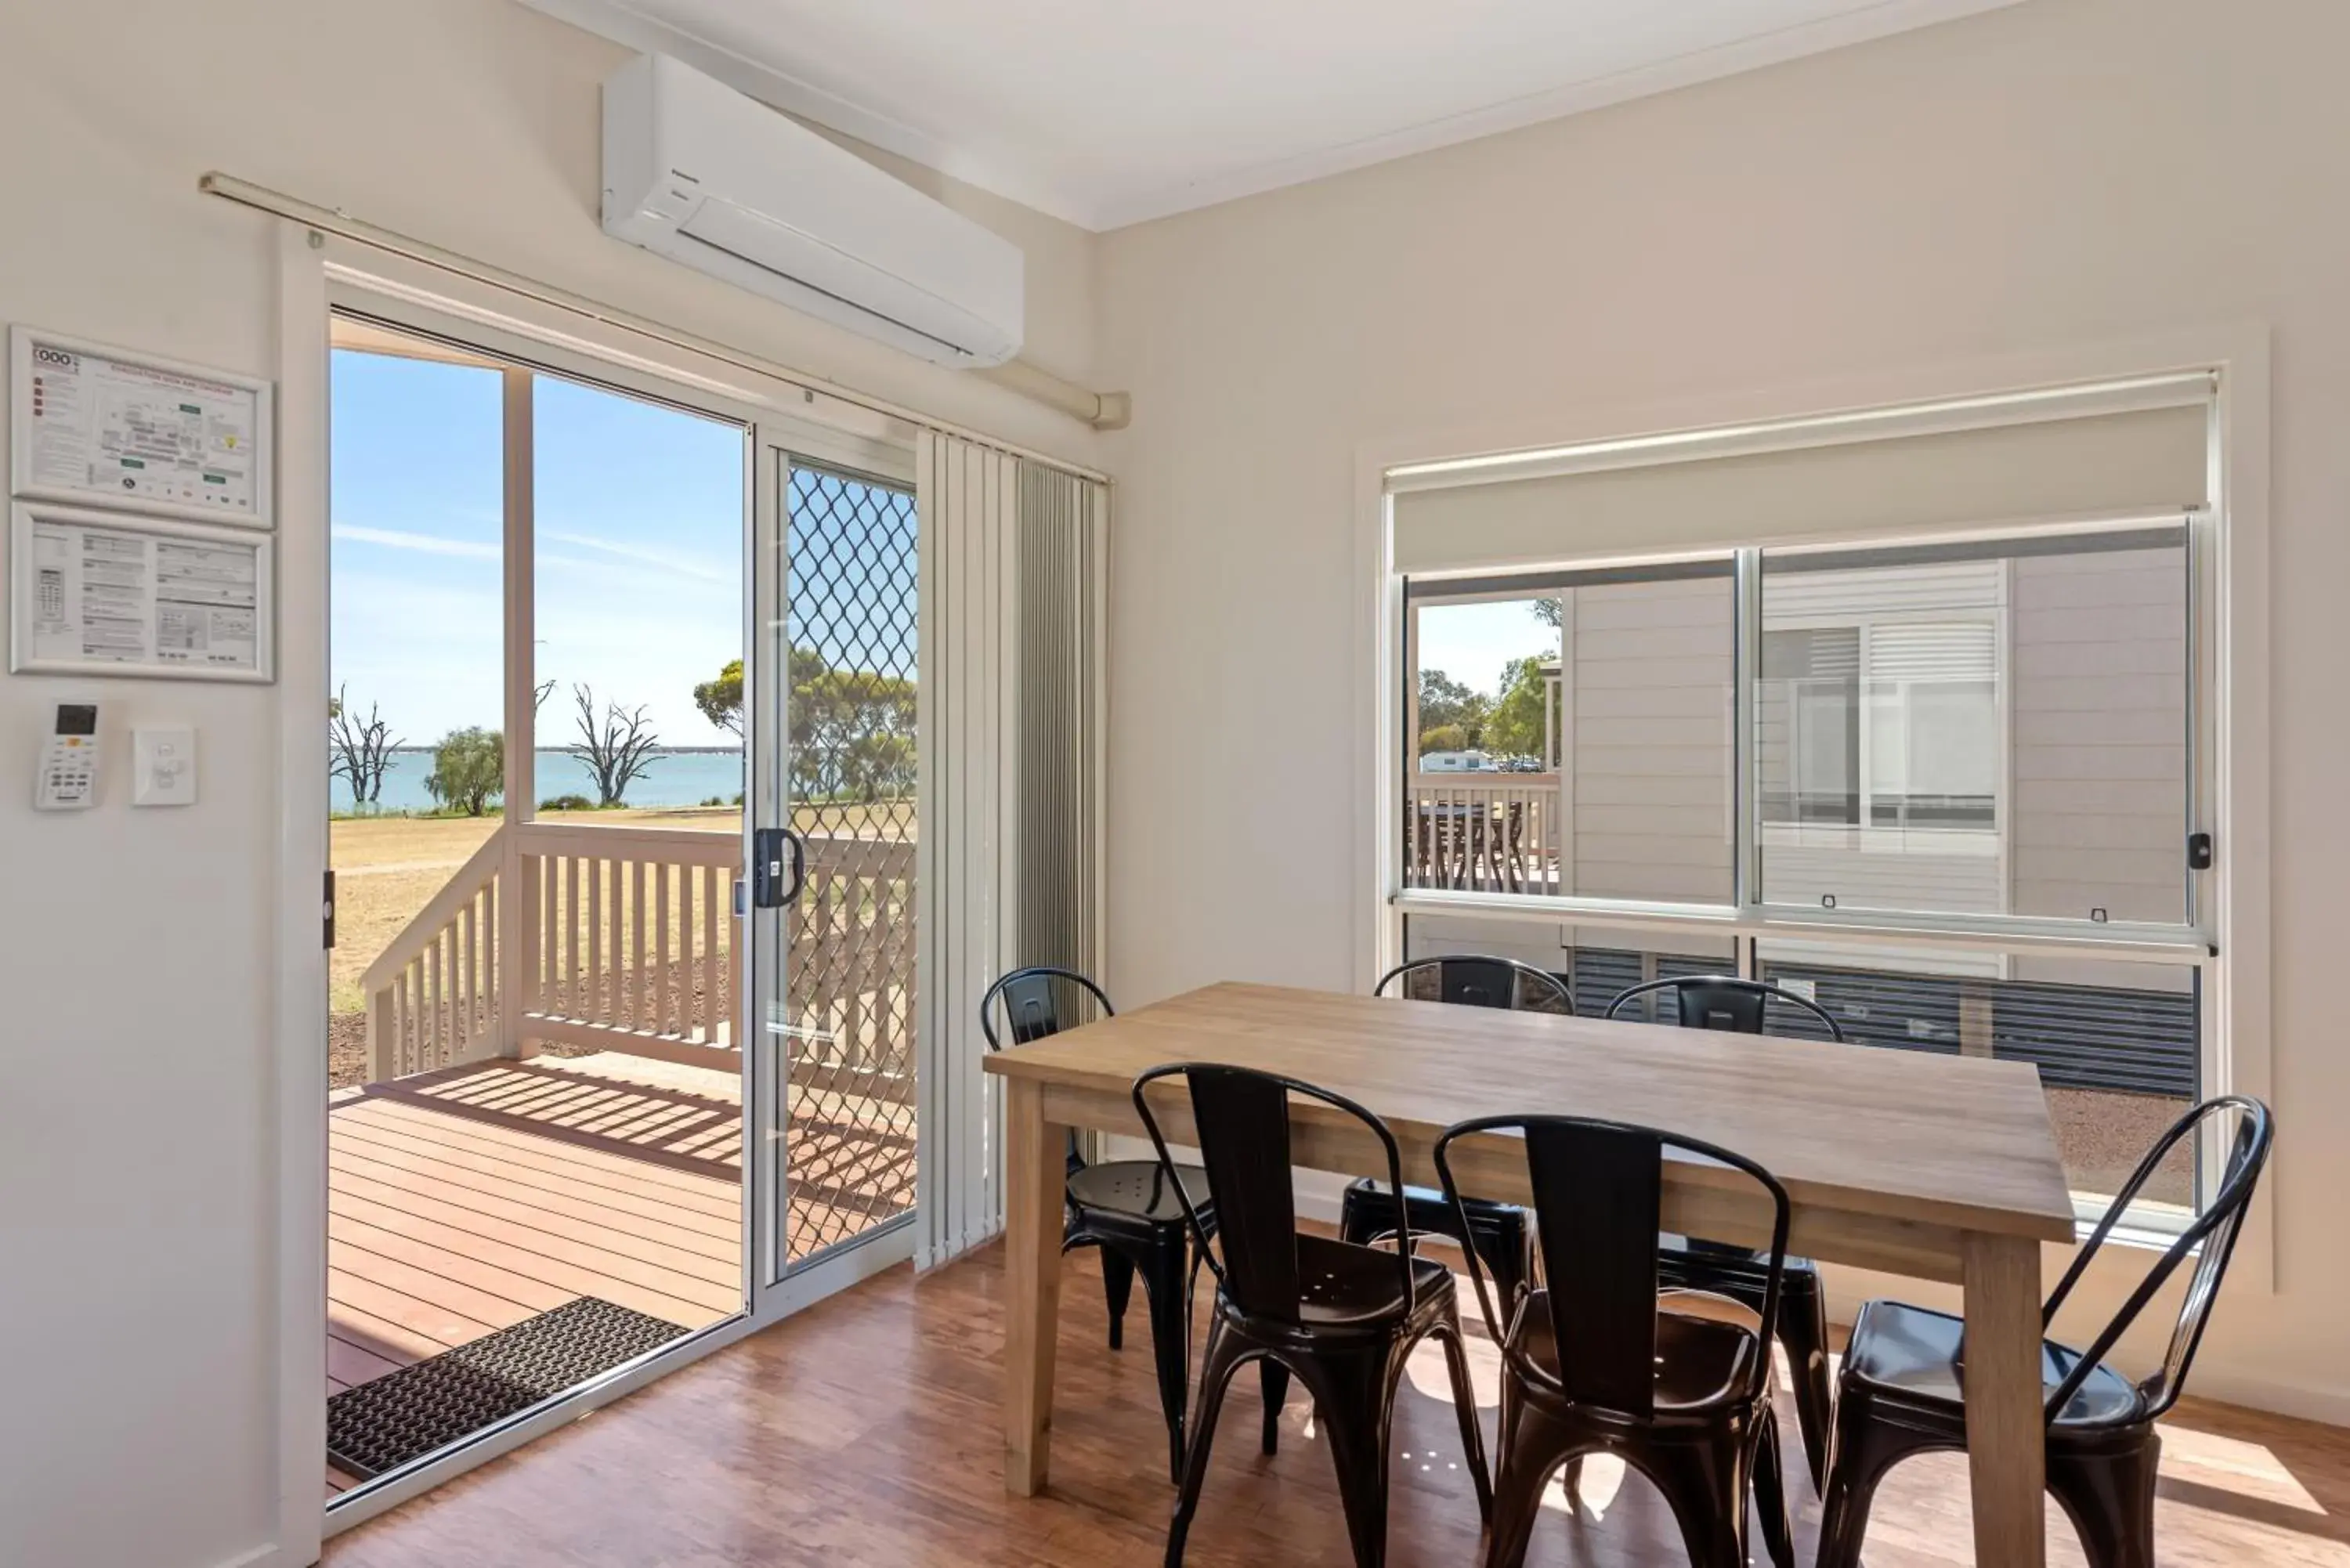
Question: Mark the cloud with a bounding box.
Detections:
[540,527,735,585]
[332,523,501,560]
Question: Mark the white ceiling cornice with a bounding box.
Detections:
[519,0,1103,226]
[522,0,2026,234]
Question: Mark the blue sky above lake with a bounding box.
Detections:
[330,349,746,747]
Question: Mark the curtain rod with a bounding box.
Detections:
[198,172,1125,472]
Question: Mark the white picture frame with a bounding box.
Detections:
[9,502,275,682]
[9,325,275,527]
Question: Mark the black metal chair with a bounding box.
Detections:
[979,966,1211,1483]
[1134,1063,1491,1568]
[1338,956,1573,1307]
[1817,1095,2275,1568]
[1436,1113,1796,1568]
[1604,974,1846,1490]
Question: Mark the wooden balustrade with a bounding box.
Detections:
[362,833,506,1082]
[784,833,918,1106]
[361,820,917,1090]
[1404,771,1563,895]
[512,822,745,1073]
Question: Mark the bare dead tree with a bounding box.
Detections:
[566,683,660,807]
[328,685,401,809]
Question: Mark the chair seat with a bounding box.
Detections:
[1068,1160,1204,1224]
[1843,1298,2148,1429]
[1513,1294,1762,1411]
[1292,1233,1455,1327]
[1659,1233,1821,1290]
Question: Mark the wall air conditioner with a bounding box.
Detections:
[602,52,1024,369]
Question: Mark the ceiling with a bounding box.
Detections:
[526,0,2023,231]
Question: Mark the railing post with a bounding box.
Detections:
[504,832,535,1061]
[367,983,394,1086]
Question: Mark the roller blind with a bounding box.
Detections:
[1393,403,2208,576]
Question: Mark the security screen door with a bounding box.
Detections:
[748,442,922,1291]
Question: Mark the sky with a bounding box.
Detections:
[331,349,747,748]
[1416,597,1557,699]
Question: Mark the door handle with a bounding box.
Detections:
[752,826,806,908]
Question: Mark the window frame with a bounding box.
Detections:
[1400,518,2209,958]
[1371,364,2258,1245]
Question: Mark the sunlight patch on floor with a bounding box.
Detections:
[2163,1425,2327,1514]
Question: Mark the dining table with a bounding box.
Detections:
[980,980,2079,1566]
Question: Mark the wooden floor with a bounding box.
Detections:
[325,1240,2350,1566]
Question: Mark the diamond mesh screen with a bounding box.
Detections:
[781,465,920,1263]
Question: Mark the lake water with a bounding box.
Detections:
[344,748,745,814]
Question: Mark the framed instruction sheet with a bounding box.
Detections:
[11,503,273,681]
[10,327,273,526]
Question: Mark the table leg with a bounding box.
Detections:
[1962,1231,2046,1567]
[1003,1076,1067,1496]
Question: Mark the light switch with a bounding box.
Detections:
[133,725,197,807]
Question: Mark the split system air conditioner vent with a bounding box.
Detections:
[602,53,1025,369]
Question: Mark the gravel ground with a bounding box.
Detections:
[2047,1086,2194,1207]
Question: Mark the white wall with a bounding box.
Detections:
[1097,0,2350,1416]
[0,4,1099,1566]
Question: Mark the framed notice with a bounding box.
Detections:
[10,327,273,526]
[10,503,273,681]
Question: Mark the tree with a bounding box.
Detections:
[693,659,744,735]
[791,652,916,803]
[328,685,401,809]
[425,727,503,816]
[568,684,660,807]
[696,651,916,801]
[1483,656,1552,763]
[1417,668,1488,754]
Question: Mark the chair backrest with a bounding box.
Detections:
[1604,974,1845,1041]
[1132,1063,1416,1325]
[1434,1114,1791,1418]
[978,966,1113,1052]
[1375,955,1575,1014]
[2043,1095,2273,1421]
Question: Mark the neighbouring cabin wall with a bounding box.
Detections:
[1097,0,2350,1421]
[1567,576,1734,905]
[2010,547,2192,930]
[0,4,1098,1566]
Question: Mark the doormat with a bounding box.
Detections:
[327,1296,690,1479]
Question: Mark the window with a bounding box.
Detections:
[1385,381,2225,1221]
[1759,529,2190,924]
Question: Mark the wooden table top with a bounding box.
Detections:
[983,981,2076,1244]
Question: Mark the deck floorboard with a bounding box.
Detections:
[327,1055,751,1501]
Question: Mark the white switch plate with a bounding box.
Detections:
[133,725,197,807]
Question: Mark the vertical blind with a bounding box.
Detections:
[914,432,1109,1270]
